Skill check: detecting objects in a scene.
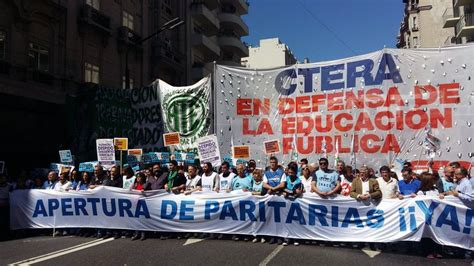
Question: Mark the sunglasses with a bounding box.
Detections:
[319,162,327,165]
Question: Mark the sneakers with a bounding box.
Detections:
[252,238,259,243]
[261,238,266,244]
[277,238,283,245]
[232,235,239,241]
[131,235,139,241]
[243,237,249,242]
[294,241,300,246]
[282,241,288,246]
[268,238,276,245]
[217,234,224,240]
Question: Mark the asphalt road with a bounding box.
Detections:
[1,234,472,266]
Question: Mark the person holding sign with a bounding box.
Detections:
[263,156,285,195]
[200,162,218,192]
[165,160,186,194]
[311,158,341,198]
[217,161,235,193]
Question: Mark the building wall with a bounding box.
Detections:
[0,0,151,172]
[397,0,474,48]
[241,38,297,69]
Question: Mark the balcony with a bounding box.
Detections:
[218,35,249,57]
[152,42,184,70]
[218,12,249,36]
[456,13,474,38]
[117,26,142,46]
[191,3,219,35]
[192,34,220,59]
[220,0,249,15]
[78,4,111,34]
[454,0,474,7]
[191,0,218,10]
[443,8,461,28]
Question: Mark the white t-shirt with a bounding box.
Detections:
[361,179,370,194]
[186,175,201,190]
[377,177,399,199]
[300,175,313,193]
[201,172,218,192]
[219,172,236,191]
[54,181,72,192]
[123,176,136,190]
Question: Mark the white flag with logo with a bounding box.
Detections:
[158,76,212,151]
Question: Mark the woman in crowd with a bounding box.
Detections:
[300,166,313,194]
[131,172,147,241]
[415,172,443,258]
[76,172,90,191]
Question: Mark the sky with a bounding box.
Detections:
[242,0,405,63]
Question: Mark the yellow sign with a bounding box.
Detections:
[114,138,129,150]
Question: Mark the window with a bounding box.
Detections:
[413,37,419,47]
[122,76,134,89]
[0,31,5,60]
[412,17,417,29]
[28,43,49,72]
[87,0,100,10]
[123,11,134,30]
[85,62,100,84]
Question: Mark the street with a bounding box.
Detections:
[1,234,472,266]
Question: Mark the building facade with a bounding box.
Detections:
[0,0,249,172]
[441,0,474,45]
[241,38,297,69]
[397,0,474,48]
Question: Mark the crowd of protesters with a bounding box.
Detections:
[0,157,473,259]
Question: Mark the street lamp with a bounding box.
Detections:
[125,17,185,89]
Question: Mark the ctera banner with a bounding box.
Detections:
[159,76,212,151]
[215,46,474,170]
[9,187,474,250]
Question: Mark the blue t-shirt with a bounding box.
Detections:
[315,169,340,193]
[264,167,284,187]
[232,175,253,190]
[285,176,303,191]
[398,179,421,195]
[441,178,456,192]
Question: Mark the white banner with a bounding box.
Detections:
[215,46,474,170]
[159,76,212,151]
[197,135,222,167]
[9,187,474,250]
